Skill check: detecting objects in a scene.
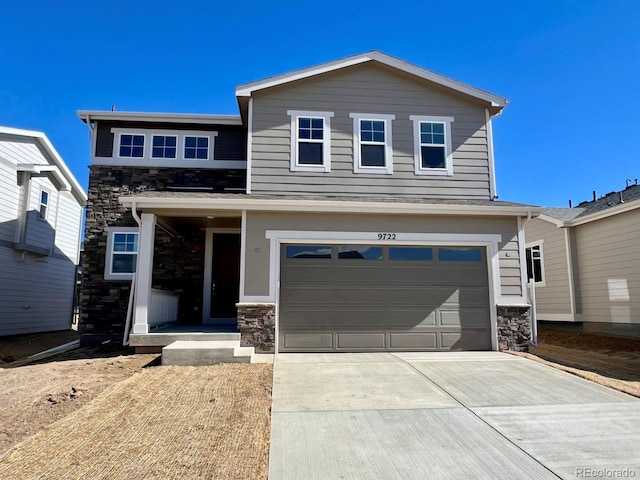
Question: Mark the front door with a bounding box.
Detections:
[210,233,241,320]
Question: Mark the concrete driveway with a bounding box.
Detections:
[269,352,640,479]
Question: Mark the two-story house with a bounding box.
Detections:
[78,51,540,356]
[0,126,86,336]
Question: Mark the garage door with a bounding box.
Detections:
[279,244,491,352]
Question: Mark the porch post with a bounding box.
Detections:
[132,213,156,334]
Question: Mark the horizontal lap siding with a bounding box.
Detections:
[0,246,75,335]
[524,218,572,315]
[0,159,19,243]
[244,211,521,298]
[251,65,490,199]
[574,210,640,324]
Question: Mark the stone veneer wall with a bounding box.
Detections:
[497,306,531,352]
[236,303,275,353]
[80,166,227,344]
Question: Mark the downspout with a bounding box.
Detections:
[123,201,142,346]
[520,210,538,346]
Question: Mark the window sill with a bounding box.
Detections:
[414,168,453,176]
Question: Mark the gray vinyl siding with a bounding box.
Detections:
[0,245,75,335]
[0,156,19,243]
[94,122,246,161]
[524,218,572,317]
[24,176,57,251]
[250,64,491,199]
[573,209,640,324]
[54,192,83,262]
[244,211,521,298]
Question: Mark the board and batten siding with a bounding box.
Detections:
[524,218,573,317]
[574,209,640,324]
[243,211,521,298]
[250,64,491,199]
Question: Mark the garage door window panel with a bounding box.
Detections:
[389,247,433,261]
[338,246,382,260]
[438,247,483,262]
[285,245,332,259]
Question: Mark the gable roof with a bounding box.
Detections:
[0,126,87,204]
[235,51,508,111]
[539,184,640,227]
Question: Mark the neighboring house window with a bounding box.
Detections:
[184,136,209,159]
[152,135,177,158]
[104,227,139,280]
[410,115,454,176]
[119,134,145,158]
[287,110,333,172]
[39,190,49,220]
[526,243,544,284]
[350,113,395,174]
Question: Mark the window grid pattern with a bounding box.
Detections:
[184,136,209,159]
[111,233,138,274]
[119,134,145,157]
[420,122,446,169]
[39,191,49,220]
[152,135,177,158]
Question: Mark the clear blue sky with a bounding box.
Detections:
[1,1,638,207]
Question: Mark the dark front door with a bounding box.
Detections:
[210,233,241,319]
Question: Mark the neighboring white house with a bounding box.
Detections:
[0,126,87,336]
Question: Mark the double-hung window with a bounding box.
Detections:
[105,227,139,280]
[152,135,177,158]
[118,134,145,158]
[410,115,454,176]
[288,110,333,172]
[350,113,395,174]
[525,243,544,285]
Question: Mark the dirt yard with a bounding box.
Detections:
[0,330,80,364]
[512,326,640,397]
[0,364,273,480]
[0,343,158,454]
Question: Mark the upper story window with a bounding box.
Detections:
[410,115,454,176]
[525,243,544,285]
[184,136,209,160]
[118,134,145,158]
[288,110,333,172]
[110,129,218,166]
[152,135,177,159]
[39,190,49,220]
[350,113,395,175]
[104,227,139,280]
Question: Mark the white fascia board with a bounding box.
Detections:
[119,195,541,217]
[1,126,87,204]
[235,51,508,108]
[566,199,640,226]
[77,110,243,125]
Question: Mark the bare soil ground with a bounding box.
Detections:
[0,330,80,364]
[0,344,158,454]
[0,364,273,480]
[511,326,640,397]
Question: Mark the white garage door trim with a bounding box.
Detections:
[260,230,503,353]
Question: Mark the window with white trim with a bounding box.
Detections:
[350,113,395,174]
[410,115,454,176]
[118,134,145,158]
[184,136,209,159]
[104,227,139,280]
[39,190,49,220]
[151,135,177,158]
[526,243,544,284]
[287,110,333,172]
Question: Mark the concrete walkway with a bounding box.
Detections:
[269,352,640,479]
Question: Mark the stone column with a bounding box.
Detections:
[132,213,156,334]
[236,303,276,353]
[497,306,531,352]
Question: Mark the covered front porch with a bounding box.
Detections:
[125,209,250,352]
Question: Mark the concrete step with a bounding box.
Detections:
[161,340,255,366]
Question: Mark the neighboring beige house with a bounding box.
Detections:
[78,51,542,357]
[0,126,87,336]
[524,184,640,331]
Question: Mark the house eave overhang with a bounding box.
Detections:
[565,199,640,227]
[0,126,87,205]
[77,110,243,126]
[119,195,541,217]
[235,51,508,111]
